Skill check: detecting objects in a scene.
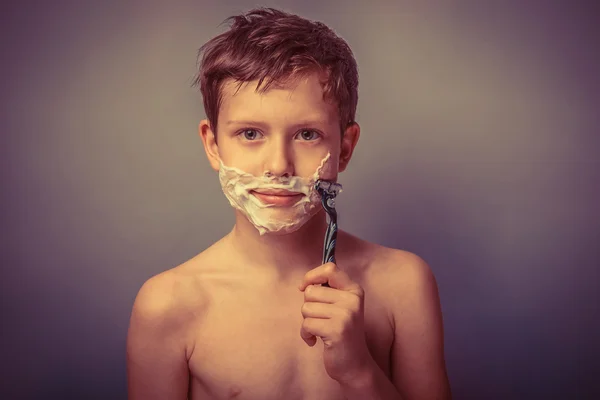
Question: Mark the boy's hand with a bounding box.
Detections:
[298,262,375,385]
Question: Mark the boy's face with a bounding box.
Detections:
[200,71,359,181]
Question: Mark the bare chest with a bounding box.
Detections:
[187,286,393,400]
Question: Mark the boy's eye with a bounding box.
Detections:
[296,130,320,141]
[237,128,320,141]
[240,129,263,141]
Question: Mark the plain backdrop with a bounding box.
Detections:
[1,1,599,399]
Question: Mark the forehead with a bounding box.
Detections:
[218,72,338,123]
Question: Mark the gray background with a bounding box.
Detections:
[2,0,599,399]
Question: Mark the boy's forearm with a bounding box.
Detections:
[338,361,403,400]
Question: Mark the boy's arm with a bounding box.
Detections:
[387,254,452,399]
[126,276,191,400]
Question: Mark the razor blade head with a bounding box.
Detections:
[315,179,343,198]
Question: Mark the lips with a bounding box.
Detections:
[251,190,304,206]
[253,190,300,196]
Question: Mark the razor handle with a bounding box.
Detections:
[321,195,338,288]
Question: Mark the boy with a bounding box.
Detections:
[127,7,451,400]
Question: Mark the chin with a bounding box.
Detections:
[258,216,320,236]
[251,209,319,236]
[260,224,304,236]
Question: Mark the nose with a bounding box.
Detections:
[263,138,295,178]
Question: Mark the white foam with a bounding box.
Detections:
[218,153,334,235]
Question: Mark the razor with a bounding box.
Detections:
[315,179,343,287]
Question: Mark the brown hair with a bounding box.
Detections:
[192,7,359,137]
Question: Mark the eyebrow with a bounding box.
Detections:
[225,119,328,127]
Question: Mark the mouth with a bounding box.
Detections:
[251,190,304,206]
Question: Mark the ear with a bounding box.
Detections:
[199,119,221,172]
[338,122,360,173]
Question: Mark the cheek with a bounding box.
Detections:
[318,155,339,180]
[300,150,339,180]
[217,141,254,170]
[220,139,341,178]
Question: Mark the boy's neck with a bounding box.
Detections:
[225,210,329,283]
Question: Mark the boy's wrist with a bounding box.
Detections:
[337,360,403,400]
[341,360,376,389]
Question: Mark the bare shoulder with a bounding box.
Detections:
[372,245,441,317]
[372,245,436,292]
[133,264,205,322]
[345,235,451,398]
[340,232,441,319]
[129,246,218,343]
[130,234,238,327]
[126,247,219,399]
[340,231,435,289]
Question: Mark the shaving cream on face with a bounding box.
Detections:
[218,153,338,235]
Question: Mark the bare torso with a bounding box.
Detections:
[170,231,400,400]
